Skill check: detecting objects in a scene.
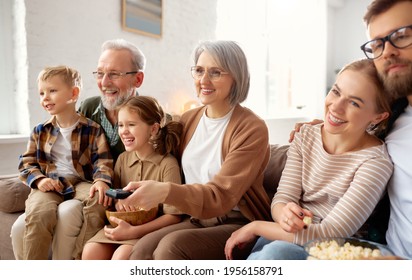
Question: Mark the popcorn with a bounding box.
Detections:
[307,240,382,260]
[303,216,312,225]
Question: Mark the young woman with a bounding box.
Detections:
[225,58,394,260]
[81,96,183,260]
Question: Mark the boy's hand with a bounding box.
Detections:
[89,181,112,207]
[36,177,63,193]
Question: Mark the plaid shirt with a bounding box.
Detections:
[18,114,114,195]
[96,101,120,147]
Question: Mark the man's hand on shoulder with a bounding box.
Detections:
[289,119,323,143]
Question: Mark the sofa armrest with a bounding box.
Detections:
[0,177,30,213]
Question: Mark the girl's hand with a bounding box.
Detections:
[224,222,258,260]
[89,181,112,207]
[104,217,142,240]
[114,200,139,212]
[281,202,313,232]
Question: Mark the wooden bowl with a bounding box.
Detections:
[105,207,158,227]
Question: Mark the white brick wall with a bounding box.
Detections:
[24,0,217,127]
[1,0,370,174]
[1,0,217,174]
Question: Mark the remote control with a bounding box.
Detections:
[106,189,132,199]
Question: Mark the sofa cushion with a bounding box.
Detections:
[263,144,289,200]
[0,177,30,213]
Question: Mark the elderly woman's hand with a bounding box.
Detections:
[122,180,170,211]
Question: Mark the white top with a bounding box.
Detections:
[182,109,233,184]
[51,121,81,178]
[385,105,412,259]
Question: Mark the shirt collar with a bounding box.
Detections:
[43,114,88,127]
[92,101,104,117]
[126,151,164,167]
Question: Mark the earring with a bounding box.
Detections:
[149,136,158,149]
[367,123,376,131]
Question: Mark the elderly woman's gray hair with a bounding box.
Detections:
[101,39,146,72]
[193,40,250,106]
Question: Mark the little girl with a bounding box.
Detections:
[82,96,183,260]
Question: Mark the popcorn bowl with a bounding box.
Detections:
[303,237,395,260]
[105,207,158,227]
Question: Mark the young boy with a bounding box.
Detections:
[18,65,114,259]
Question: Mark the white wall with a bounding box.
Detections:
[0,0,373,175]
[0,136,28,176]
[327,0,371,88]
[265,117,310,145]
[24,0,217,126]
[0,0,217,175]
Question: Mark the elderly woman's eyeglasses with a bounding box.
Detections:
[360,25,412,59]
[190,66,229,81]
[92,71,138,80]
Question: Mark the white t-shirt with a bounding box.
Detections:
[181,109,233,185]
[385,105,412,259]
[51,121,81,179]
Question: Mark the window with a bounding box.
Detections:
[0,0,14,134]
[216,0,327,120]
[0,0,29,135]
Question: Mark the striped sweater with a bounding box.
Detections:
[271,124,393,245]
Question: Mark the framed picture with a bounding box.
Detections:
[122,0,162,38]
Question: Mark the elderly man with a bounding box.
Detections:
[80,38,145,162]
[11,39,146,259]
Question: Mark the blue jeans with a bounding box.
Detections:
[247,237,308,260]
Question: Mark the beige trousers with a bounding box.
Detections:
[11,199,83,260]
[129,216,246,260]
[20,182,105,259]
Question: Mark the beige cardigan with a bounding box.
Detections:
[164,104,271,222]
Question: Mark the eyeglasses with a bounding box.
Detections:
[92,71,138,80]
[360,25,412,59]
[190,66,229,81]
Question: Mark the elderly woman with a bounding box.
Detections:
[121,40,271,260]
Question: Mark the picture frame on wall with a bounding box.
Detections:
[122,0,162,38]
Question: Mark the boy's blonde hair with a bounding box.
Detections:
[37,65,82,89]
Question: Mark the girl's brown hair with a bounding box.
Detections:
[118,96,182,156]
